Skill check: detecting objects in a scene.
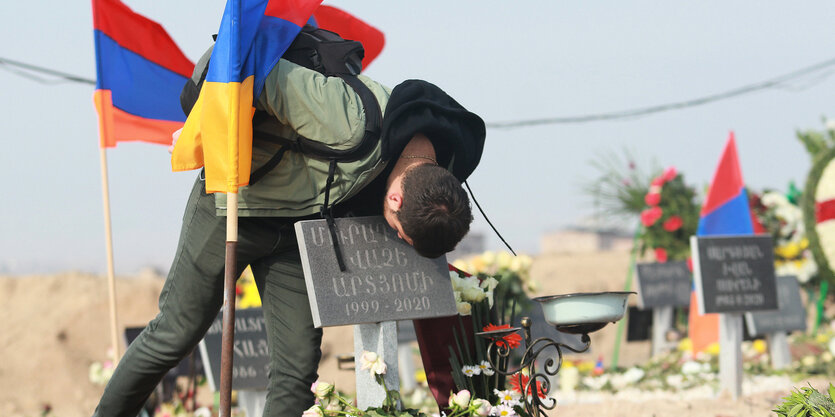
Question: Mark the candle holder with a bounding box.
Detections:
[476,291,634,417]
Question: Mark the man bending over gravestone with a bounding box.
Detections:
[92,38,485,417]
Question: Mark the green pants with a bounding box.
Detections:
[93,175,322,417]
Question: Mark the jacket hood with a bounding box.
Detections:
[381,79,485,181]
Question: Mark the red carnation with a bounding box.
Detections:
[640,207,663,227]
[650,176,665,187]
[644,192,661,206]
[663,215,683,232]
[662,166,678,182]
[655,247,668,263]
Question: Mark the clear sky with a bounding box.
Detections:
[1,1,834,274]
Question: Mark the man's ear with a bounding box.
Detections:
[385,192,404,211]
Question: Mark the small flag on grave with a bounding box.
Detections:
[688,132,756,354]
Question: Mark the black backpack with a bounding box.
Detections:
[180,25,383,271]
[179,25,382,184]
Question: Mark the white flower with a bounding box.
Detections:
[302,405,324,417]
[480,277,499,292]
[360,351,387,375]
[621,367,645,384]
[494,389,521,405]
[193,407,212,417]
[802,355,817,367]
[310,381,334,399]
[324,402,341,416]
[665,374,684,389]
[491,404,517,417]
[449,389,471,408]
[478,360,494,376]
[456,301,472,316]
[462,365,482,377]
[472,398,491,416]
[681,361,702,375]
[462,286,487,302]
[582,375,609,390]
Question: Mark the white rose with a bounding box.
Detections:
[457,301,472,316]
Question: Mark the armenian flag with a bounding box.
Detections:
[688,132,753,353]
[312,5,385,70]
[92,0,194,148]
[172,0,322,193]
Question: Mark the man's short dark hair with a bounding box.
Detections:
[397,164,473,258]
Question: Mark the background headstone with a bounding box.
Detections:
[197,307,269,391]
[634,261,691,309]
[744,275,807,336]
[634,261,692,356]
[745,275,806,370]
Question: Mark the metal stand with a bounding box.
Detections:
[477,317,592,417]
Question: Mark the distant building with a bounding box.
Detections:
[540,226,633,254]
[446,232,486,262]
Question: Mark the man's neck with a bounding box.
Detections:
[387,133,436,187]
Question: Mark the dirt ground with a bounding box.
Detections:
[0,251,829,417]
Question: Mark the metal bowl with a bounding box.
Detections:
[533,292,635,330]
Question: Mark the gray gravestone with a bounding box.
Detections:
[745,275,806,370]
[635,261,691,309]
[296,216,458,408]
[635,261,692,356]
[744,275,806,336]
[691,234,777,400]
[295,216,457,327]
[198,308,269,417]
[198,307,270,391]
[692,235,778,314]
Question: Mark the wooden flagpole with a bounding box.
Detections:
[98,147,121,362]
[219,192,238,417]
[219,2,241,415]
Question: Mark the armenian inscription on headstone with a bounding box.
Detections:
[745,275,807,336]
[635,261,692,309]
[692,235,778,314]
[198,307,269,391]
[295,216,457,327]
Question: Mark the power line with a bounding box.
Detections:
[485,56,835,129]
[2,54,835,128]
[0,56,95,85]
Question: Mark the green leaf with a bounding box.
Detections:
[791,403,806,417]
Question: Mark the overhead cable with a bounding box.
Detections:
[0,56,95,85]
[485,56,835,129]
[2,54,835,128]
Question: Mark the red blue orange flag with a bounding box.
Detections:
[312,5,385,70]
[172,0,322,193]
[92,0,194,148]
[689,132,753,353]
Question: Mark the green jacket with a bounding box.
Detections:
[214,59,392,217]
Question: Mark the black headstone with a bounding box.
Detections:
[691,235,778,314]
[199,307,269,391]
[744,275,807,336]
[635,261,692,309]
[295,216,458,327]
[625,306,654,341]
